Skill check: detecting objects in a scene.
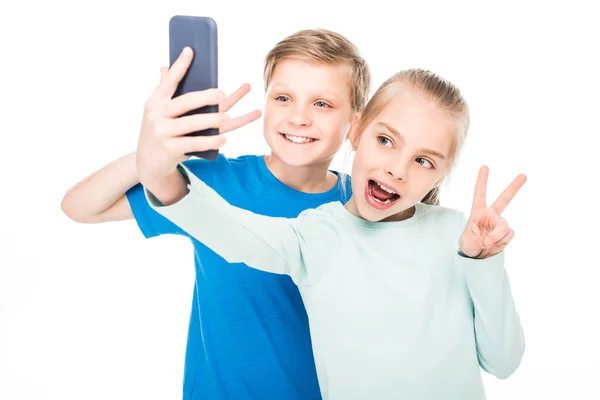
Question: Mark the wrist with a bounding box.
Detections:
[458,248,483,259]
[145,168,190,206]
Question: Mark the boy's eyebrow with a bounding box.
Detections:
[377,122,446,160]
[271,83,340,100]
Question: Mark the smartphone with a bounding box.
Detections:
[169,15,219,160]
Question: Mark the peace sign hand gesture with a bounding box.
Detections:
[459,166,527,259]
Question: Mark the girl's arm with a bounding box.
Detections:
[456,210,525,379]
[457,250,525,379]
[457,166,526,379]
[145,163,339,287]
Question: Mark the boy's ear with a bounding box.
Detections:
[348,112,362,150]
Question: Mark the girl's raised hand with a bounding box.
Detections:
[459,166,527,259]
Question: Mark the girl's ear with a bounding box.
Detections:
[432,172,448,189]
[348,113,362,150]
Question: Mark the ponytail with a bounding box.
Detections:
[421,187,440,206]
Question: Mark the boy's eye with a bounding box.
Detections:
[276,95,290,102]
[416,158,434,169]
[377,135,393,148]
[315,100,331,108]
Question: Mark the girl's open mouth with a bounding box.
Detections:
[366,179,401,210]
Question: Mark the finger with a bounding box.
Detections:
[146,67,171,107]
[219,110,262,134]
[160,67,169,84]
[484,219,509,248]
[491,173,527,215]
[459,220,484,253]
[167,134,228,156]
[466,218,482,237]
[159,47,194,98]
[164,89,225,118]
[167,112,230,137]
[501,229,515,245]
[489,229,515,255]
[220,83,251,112]
[471,166,489,212]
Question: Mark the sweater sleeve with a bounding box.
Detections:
[456,213,525,379]
[144,163,340,287]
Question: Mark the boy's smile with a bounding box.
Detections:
[280,133,317,144]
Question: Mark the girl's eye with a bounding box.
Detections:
[416,158,434,169]
[377,136,393,148]
[276,95,290,102]
[315,101,331,108]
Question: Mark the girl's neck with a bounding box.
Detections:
[264,153,339,194]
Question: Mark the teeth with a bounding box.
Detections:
[284,134,315,144]
[376,182,396,194]
[373,197,393,204]
[368,182,399,205]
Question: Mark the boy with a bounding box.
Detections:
[62,29,371,399]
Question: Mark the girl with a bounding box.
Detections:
[143,69,526,400]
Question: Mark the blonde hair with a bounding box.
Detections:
[351,69,470,206]
[263,29,371,113]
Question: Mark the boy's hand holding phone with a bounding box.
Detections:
[136,47,261,204]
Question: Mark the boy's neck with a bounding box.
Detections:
[263,154,339,194]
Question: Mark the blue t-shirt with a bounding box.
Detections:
[125,154,352,400]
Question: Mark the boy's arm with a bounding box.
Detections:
[61,152,137,223]
[61,151,187,237]
[61,68,260,226]
[145,163,339,287]
[135,50,261,208]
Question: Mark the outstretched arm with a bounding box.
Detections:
[145,163,339,287]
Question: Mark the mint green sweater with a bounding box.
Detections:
[146,164,525,400]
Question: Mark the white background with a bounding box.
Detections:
[1,0,599,399]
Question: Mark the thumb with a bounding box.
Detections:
[467,219,481,236]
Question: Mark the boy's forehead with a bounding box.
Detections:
[269,58,351,95]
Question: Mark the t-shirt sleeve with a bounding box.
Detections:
[125,158,215,238]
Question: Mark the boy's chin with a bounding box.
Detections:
[270,147,330,168]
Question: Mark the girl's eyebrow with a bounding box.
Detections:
[377,121,446,160]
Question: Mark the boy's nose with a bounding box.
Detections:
[289,106,312,127]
